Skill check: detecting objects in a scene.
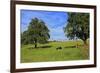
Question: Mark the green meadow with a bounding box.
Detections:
[21,40,89,63]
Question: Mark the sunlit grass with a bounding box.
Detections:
[21,40,89,63]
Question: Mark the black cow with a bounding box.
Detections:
[56,47,62,50]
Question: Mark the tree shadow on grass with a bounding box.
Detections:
[64,45,84,49]
[64,46,76,48]
[39,45,52,48]
[28,45,52,49]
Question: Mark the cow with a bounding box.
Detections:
[56,46,62,50]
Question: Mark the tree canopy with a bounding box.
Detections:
[64,12,89,44]
[21,18,50,48]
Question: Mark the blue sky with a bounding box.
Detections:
[21,10,68,40]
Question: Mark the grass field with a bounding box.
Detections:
[21,40,89,63]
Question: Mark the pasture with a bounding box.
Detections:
[21,40,89,63]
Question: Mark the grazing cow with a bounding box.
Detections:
[56,47,62,50]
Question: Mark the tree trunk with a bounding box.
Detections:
[34,39,37,48]
[83,40,87,45]
[35,43,37,48]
